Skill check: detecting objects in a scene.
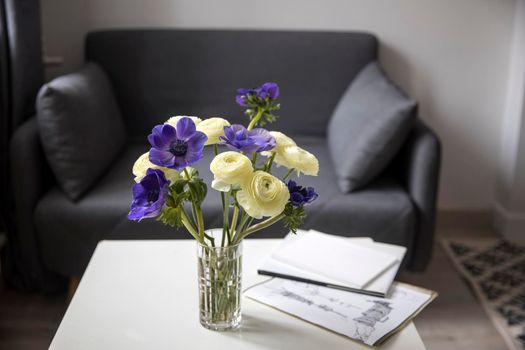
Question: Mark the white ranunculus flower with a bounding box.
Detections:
[270,131,296,152]
[261,131,296,157]
[274,145,319,176]
[132,152,180,183]
[210,151,253,192]
[236,171,290,219]
[196,117,230,145]
[165,115,202,129]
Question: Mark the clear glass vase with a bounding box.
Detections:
[197,239,242,331]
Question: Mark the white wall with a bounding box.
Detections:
[41,0,89,78]
[495,0,525,238]
[40,0,517,210]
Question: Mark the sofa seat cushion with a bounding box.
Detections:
[36,136,415,276]
[35,144,140,275]
[252,136,415,247]
[34,142,223,275]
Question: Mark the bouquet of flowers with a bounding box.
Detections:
[127,82,319,330]
[128,82,319,245]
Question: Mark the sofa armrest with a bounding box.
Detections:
[9,117,57,289]
[399,120,441,271]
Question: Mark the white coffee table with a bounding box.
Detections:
[50,240,426,350]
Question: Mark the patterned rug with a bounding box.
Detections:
[442,238,525,350]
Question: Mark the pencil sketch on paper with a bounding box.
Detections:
[353,300,393,342]
[277,286,349,319]
[244,278,433,346]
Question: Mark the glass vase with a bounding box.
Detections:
[197,239,242,331]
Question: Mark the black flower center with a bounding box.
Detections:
[169,140,188,156]
[147,189,160,203]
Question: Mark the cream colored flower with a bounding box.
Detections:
[132,152,180,183]
[196,117,230,145]
[274,145,319,176]
[210,151,253,191]
[261,131,296,157]
[165,115,202,129]
[271,131,296,152]
[237,171,290,219]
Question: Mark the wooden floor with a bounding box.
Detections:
[0,227,509,350]
[0,280,67,349]
[399,227,508,350]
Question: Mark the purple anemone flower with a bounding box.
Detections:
[235,82,280,106]
[259,82,280,99]
[235,88,258,106]
[219,124,275,153]
[148,118,207,170]
[128,169,169,221]
[287,180,318,207]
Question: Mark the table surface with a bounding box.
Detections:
[50,240,426,350]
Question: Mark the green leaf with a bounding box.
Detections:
[171,179,187,194]
[188,178,207,205]
[182,167,200,180]
[282,203,306,233]
[157,207,183,228]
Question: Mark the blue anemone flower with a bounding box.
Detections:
[219,124,275,154]
[235,88,258,106]
[287,180,318,207]
[235,82,280,106]
[259,82,280,99]
[148,117,207,170]
[128,168,169,221]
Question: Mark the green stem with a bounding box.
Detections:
[233,214,285,244]
[247,107,264,130]
[237,212,250,234]
[230,205,239,239]
[223,192,230,246]
[183,167,191,180]
[283,168,295,181]
[221,201,227,247]
[180,207,202,243]
[189,200,198,224]
[215,144,230,247]
[196,206,205,239]
[183,167,205,239]
[251,152,257,168]
[265,152,276,172]
[203,231,215,247]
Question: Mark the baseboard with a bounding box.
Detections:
[437,209,493,231]
[493,202,525,240]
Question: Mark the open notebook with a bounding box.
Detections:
[258,230,406,297]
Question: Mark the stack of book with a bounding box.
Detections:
[246,229,437,346]
[258,229,407,297]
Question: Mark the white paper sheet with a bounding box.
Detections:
[259,230,406,295]
[244,278,433,346]
[271,231,399,288]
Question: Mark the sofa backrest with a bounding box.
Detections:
[86,29,377,139]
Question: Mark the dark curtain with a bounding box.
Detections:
[0,0,13,286]
[0,0,64,292]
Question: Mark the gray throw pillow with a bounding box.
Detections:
[37,62,127,200]
[328,62,416,192]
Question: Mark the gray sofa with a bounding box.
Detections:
[10,30,440,284]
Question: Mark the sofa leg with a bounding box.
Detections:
[68,276,81,301]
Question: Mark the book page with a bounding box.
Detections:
[259,231,406,295]
[271,232,399,288]
[244,278,435,346]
